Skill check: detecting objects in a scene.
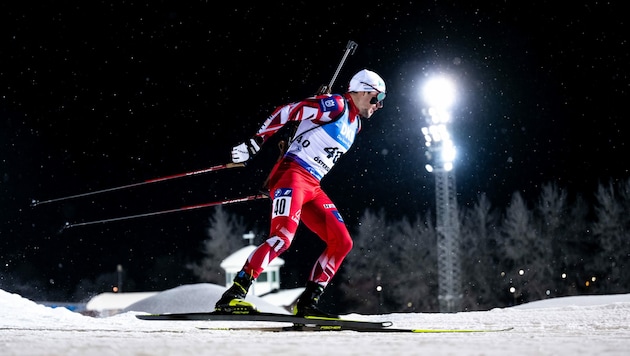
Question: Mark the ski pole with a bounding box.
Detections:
[31,162,246,207]
[59,193,268,231]
[317,40,358,95]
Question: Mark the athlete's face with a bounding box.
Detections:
[358,91,384,118]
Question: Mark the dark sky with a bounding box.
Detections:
[1,2,628,298]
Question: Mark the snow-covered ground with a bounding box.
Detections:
[1,286,629,356]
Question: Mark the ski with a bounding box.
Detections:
[136,311,513,333]
[136,311,391,329]
[197,325,515,333]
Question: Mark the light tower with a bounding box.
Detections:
[421,76,463,312]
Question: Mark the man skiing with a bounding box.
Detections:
[215,69,386,317]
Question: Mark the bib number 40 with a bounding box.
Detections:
[272,196,291,218]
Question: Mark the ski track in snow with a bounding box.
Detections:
[1,289,629,356]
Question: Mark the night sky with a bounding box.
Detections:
[2,2,628,298]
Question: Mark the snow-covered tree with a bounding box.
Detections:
[498,191,550,304]
[386,213,438,312]
[339,208,390,313]
[340,208,438,313]
[459,193,502,310]
[592,179,630,293]
[559,193,592,295]
[186,206,247,284]
[533,182,569,299]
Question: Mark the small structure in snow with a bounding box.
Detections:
[220,245,285,297]
[220,238,304,312]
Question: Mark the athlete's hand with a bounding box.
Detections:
[231,138,261,163]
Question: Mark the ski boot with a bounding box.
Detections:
[293,281,338,318]
[215,270,257,314]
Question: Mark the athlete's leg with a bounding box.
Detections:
[300,187,353,287]
[216,164,315,312]
[241,170,311,278]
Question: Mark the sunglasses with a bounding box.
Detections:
[361,82,386,106]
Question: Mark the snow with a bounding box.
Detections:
[85,292,159,314]
[121,284,291,315]
[1,287,630,356]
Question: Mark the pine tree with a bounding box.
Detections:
[534,182,569,299]
[186,206,247,285]
[387,213,438,312]
[459,193,502,310]
[339,208,390,313]
[592,179,630,293]
[498,192,550,305]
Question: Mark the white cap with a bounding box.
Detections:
[348,69,386,93]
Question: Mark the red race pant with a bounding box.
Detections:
[242,160,353,287]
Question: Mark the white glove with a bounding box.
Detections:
[231,138,261,163]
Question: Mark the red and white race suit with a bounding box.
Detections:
[241,92,361,287]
